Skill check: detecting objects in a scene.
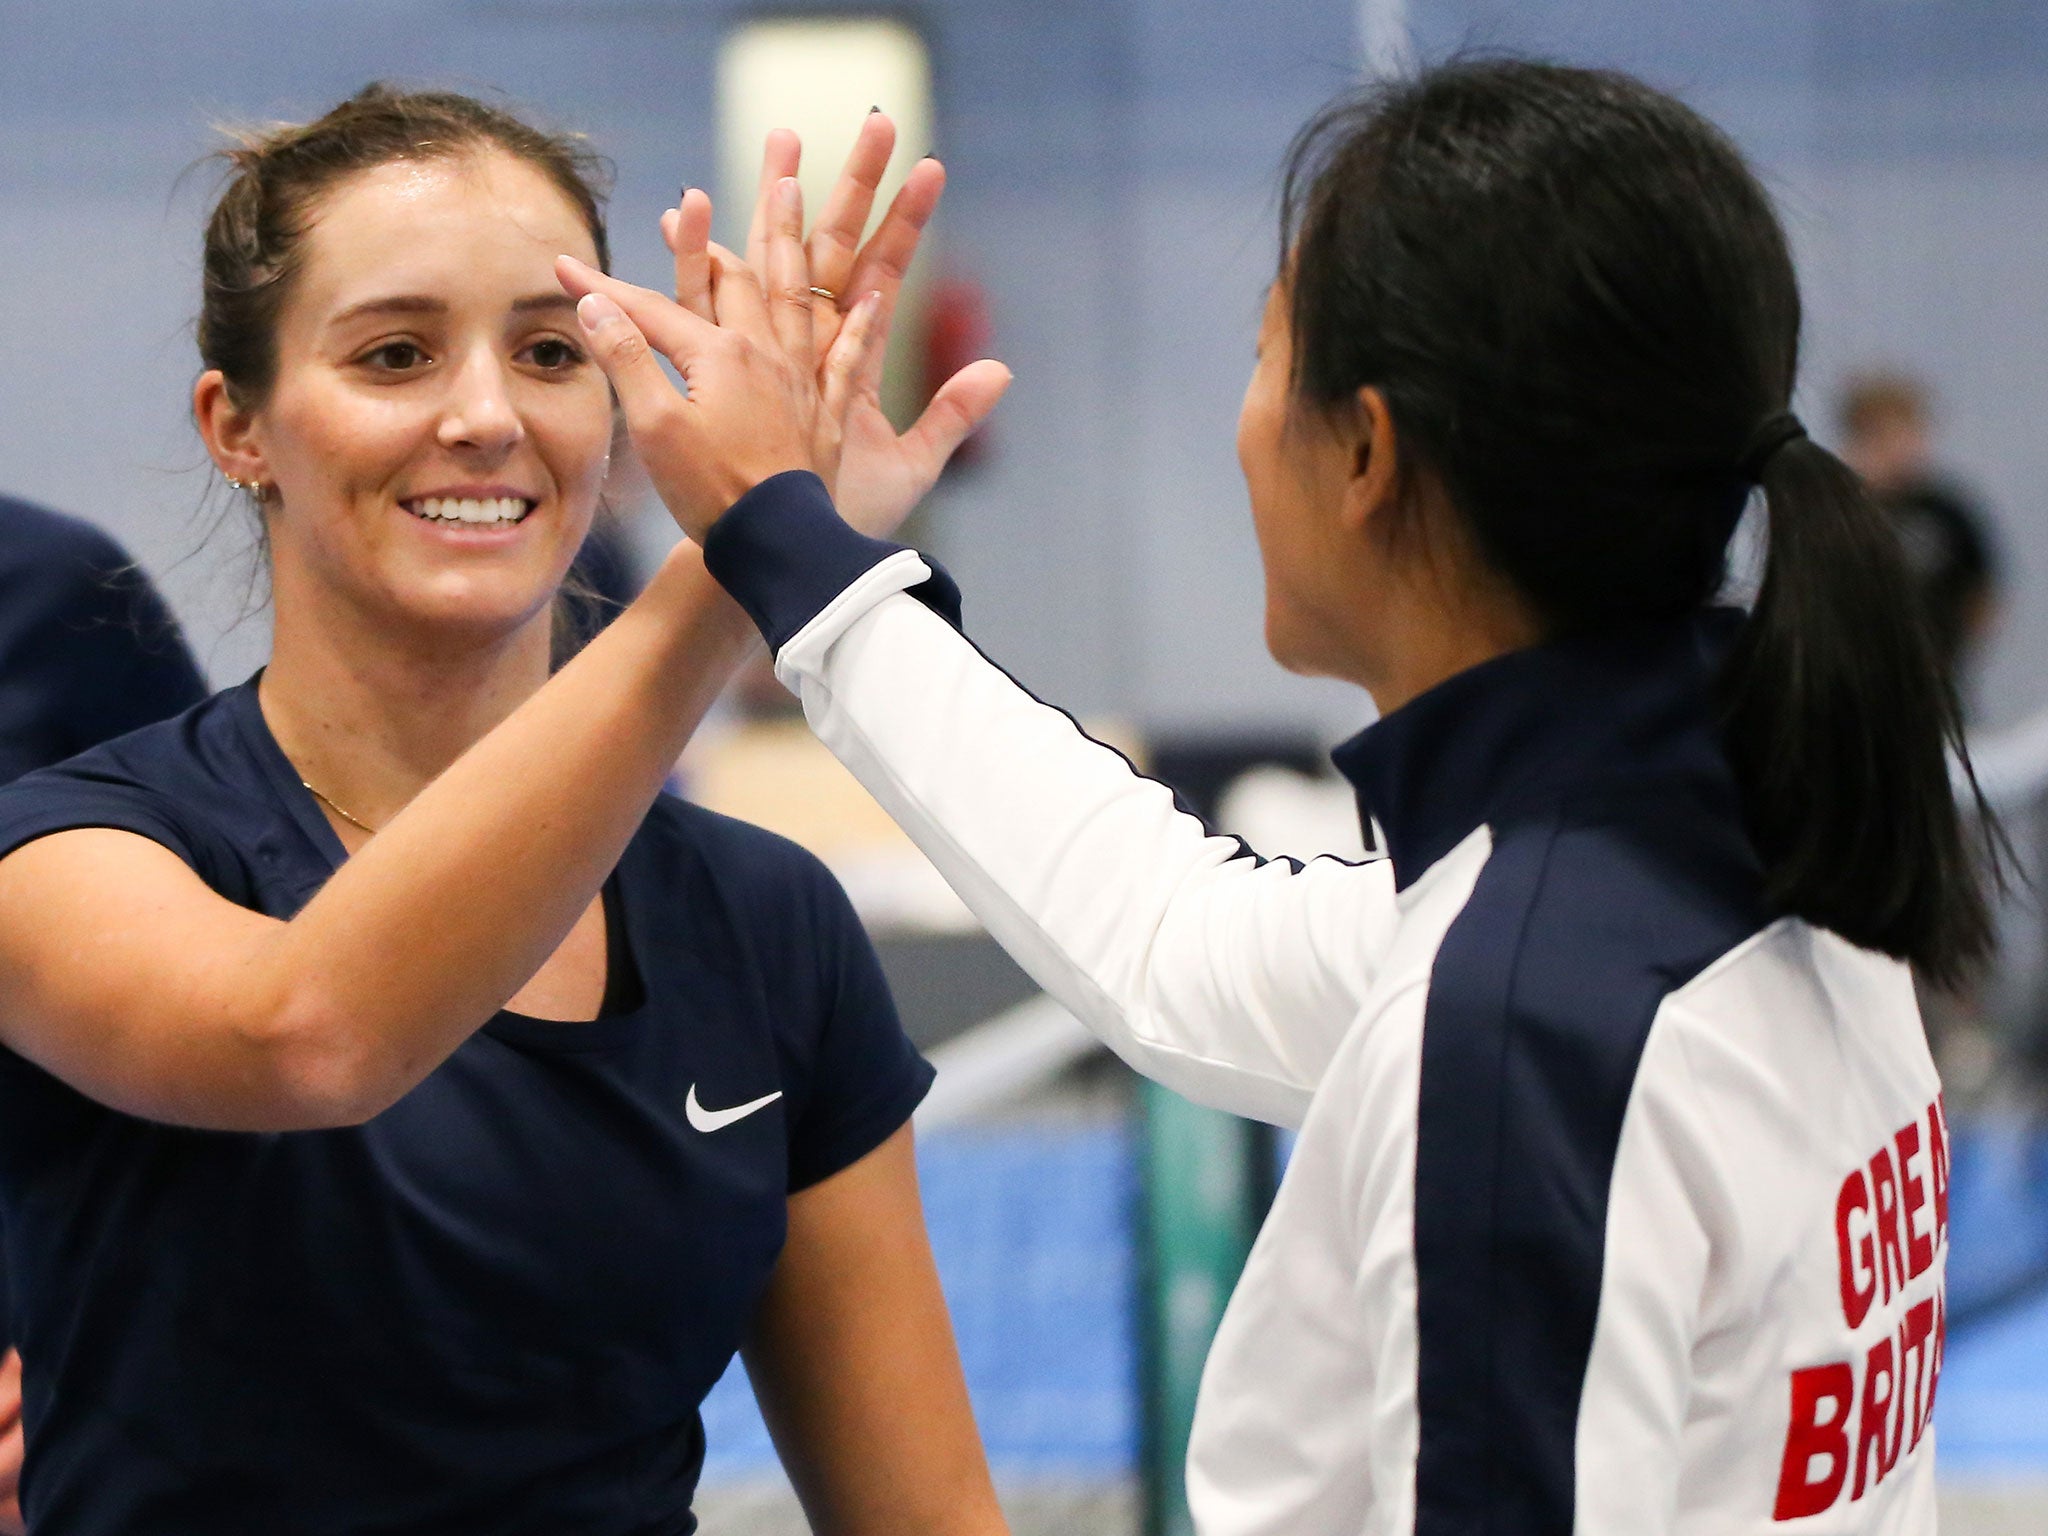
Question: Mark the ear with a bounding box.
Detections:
[193,370,271,491]
[1336,386,1401,536]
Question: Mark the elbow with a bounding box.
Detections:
[242,991,409,1130]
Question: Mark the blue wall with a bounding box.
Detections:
[4,0,2048,734]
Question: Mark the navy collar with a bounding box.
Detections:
[224,673,353,873]
[1330,611,1743,891]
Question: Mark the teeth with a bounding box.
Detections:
[409,497,530,525]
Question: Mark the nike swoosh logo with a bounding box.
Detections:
[686,1084,784,1134]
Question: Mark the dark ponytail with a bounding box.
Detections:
[1726,435,1994,985]
[1281,59,1995,984]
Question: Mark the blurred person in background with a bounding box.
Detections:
[1839,374,2007,1081]
[1839,371,2004,698]
[0,495,207,782]
[569,58,1979,1533]
[0,87,1009,1536]
[0,494,208,1534]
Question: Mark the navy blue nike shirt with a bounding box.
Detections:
[0,679,932,1535]
[0,494,208,1362]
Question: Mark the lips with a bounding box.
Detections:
[402,495,537,526]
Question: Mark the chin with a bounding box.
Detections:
[1265,606,1379,696]
[388,568,563,643]
[1263,604,1324,679]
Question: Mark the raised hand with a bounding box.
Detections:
[557,178,883,543]
[661,120,1010,537]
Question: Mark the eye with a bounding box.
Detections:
[524,336,586,372]
[358,340,429,373]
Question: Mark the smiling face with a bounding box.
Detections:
[226,149,611,649]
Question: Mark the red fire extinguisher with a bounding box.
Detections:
[922,271,994,473]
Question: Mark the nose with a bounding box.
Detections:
[437,348,524,457]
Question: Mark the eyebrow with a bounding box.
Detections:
[328,293,579,326]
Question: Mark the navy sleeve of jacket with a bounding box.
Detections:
[701,471,962,649]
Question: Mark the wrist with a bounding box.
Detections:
[701,471,914,654]
[648,539,749,629]
[704,457,816,540]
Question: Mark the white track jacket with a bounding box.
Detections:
[702,472,1947,1535]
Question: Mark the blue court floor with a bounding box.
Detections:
[699,1112,2048,1489]
[1936,1116,2048,1477]
[700,1121,1139,1484]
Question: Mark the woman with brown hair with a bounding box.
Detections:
[0,86,1009,1535]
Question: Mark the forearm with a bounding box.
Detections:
[746,1128,1008,1536]
[0,543,757,1130]
[800,599,1325,1121]
[261,542,754,1121]
[706,478,1389,1125]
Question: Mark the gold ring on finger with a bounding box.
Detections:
[809,286,839,302]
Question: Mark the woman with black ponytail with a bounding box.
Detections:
[565,58,1971,1534]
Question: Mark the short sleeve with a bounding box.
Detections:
[0,763,209,875]
[0,760,214,1360]
[777,859,934,1192]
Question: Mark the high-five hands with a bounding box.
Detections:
[556,119,1010,544]
[720,117,1011,535]
[558,173,870,541]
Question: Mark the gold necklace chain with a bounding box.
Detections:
[300,779,381,836]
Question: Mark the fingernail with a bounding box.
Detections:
[921,150,936,160]
[869,104,882,115]
[778,177,802,212]
[577,292,625,331]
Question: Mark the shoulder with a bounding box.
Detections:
[1414,787,1772,1216]
[1901,476,1990,527]
[1653,918,1934,1167]
[22,687,231,783]
[0,692,241,878]
[1434,786,1769,1051]
[1,697,215,798]
[639,791,844,898]
[1892,480,1999,565]
[634,793,864,954]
